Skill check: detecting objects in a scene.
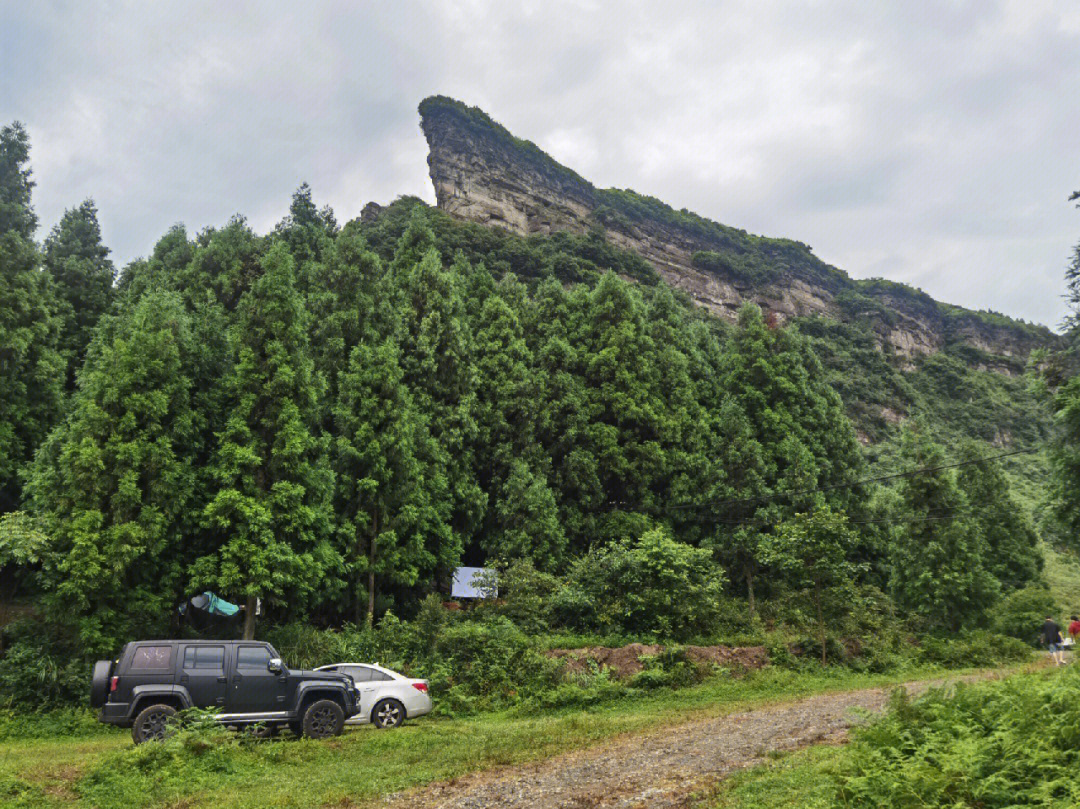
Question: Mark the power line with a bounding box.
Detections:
[670,446,1038,514]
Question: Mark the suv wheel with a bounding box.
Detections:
[132,703,177,744]
[372,698,405,729]
[302,699,344,739]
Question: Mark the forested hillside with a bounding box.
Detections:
[0,109,1066,704]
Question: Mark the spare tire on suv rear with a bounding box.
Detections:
[90,660,113,709]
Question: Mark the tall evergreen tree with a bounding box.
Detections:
[762,506,858,664]
[0,122,36,239]
[395,243,481,579]
[1051,189,1080,546]
[43,199,115,386]
[275,184,338,277]
[0,122,63,511]
[26,292,198,652]
[333,337,443,623]
[888,429,998,630]
[711,303,864,614]
[191,244,334,639]
[957,444,1042,591]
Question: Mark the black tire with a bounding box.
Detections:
[131,703,177,744]
[371,698,405,729]
[301,699,344,739]
[90,660,112,709]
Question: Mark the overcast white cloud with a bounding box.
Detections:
[2,0,1077,327]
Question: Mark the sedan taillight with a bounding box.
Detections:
[412,682,428,693]
[109,676,119,692]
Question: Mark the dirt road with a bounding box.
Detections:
[383,671,1009,809]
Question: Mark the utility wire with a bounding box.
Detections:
[669,446,1037,513]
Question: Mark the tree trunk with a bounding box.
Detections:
[745,568,756,618]
[243,594,257,640]
[366,511,378,628]
[815,581,826,666]
[354,529,364,625]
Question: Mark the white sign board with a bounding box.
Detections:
[451,567,495,599]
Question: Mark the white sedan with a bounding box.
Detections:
[315,663,431,728]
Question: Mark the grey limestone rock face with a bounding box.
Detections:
[418,98,1058,368]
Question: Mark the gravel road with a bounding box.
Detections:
[382,671,1007,809]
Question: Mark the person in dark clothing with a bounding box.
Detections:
[1041,616,1064,665]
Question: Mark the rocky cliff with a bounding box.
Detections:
[419,96,1059,371]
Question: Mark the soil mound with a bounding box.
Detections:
[545,643,767,680]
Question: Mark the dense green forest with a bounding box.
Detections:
[0,118,1072,711]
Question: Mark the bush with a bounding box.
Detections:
[994,584,1058,645]
[916,630,1031,668]
[429,616,560,713]
[0,706,107,741]
[552,527,726,639]
[838,667,1080,807]
[0,620,88,709]
[485,559,559,634]
[629,647,706,689]
[521,668,628,711]
[78,707,277,807]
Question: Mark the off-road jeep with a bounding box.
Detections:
[91,640,360,743]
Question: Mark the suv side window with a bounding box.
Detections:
[130,645,173,670]
[183,646,225,670]
[236,646,272,669]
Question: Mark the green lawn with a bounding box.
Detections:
[0,662,1030,809]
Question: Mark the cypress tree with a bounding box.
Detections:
[889,429,999,630]
[191,244,334,639]
[333,337,443,623]
[43,199,115,387]
[712,303,864,614]
[957,443,1041,591]
[26,292,198,652]
[395,243,481,579]
[0,122,63,511]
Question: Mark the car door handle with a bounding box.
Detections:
[180,674,189,683]
[217,676,227,683]
[363,687,375,692]
[234,674,243,682]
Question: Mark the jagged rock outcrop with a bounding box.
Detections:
[419,96,1059,369]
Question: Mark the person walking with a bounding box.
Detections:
[1041,616,1065,666]
[1068,615,1080,641]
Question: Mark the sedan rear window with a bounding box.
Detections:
[348,666,392,682]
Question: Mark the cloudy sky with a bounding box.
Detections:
[3,1,1078,327]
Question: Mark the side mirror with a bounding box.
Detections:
[267,657,284,675]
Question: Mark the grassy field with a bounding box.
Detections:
[0,662,1031,809]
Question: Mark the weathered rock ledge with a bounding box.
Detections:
[419,96,1059,368]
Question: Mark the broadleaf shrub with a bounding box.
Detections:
[552,527,726,639]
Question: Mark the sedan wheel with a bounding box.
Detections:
[372,698,405,729]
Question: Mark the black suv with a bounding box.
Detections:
[91,640,360,743]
